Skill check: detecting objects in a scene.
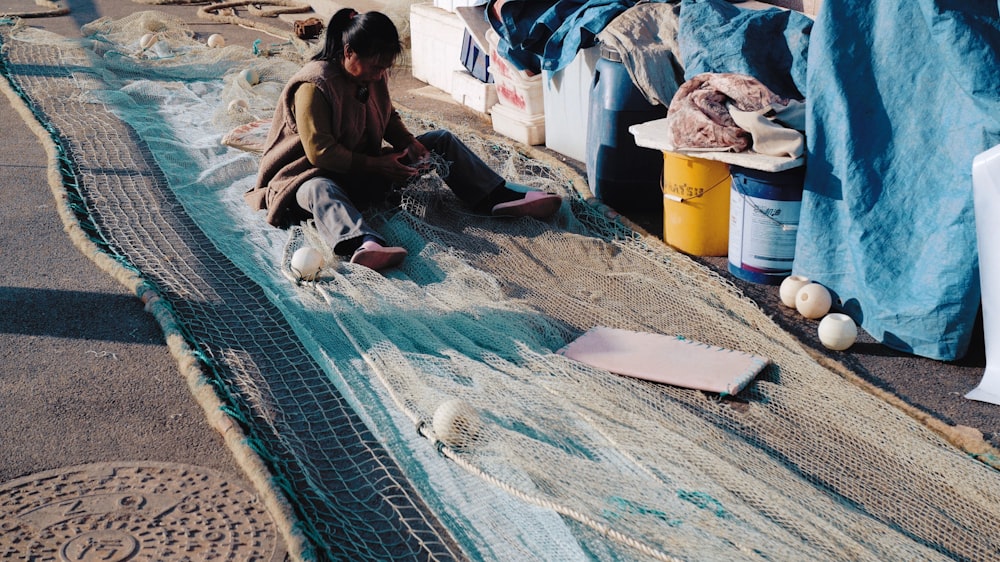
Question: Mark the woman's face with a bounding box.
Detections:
[343,47,393,84]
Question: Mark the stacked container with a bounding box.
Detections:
[450,5,499,114]
[486,28,545,145]
[410,3,465,95]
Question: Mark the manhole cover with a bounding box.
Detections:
[0,462,285,561]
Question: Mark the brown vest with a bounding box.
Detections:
[245,60,400,227]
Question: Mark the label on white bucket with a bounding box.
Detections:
[728,189,800,272]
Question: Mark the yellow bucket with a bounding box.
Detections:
[661,152,731,256]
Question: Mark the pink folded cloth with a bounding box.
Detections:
[492,191,562,219]
[350,240,407,271]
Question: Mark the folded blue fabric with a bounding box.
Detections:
[796,1,1000,360]
[486,0,554,74]
[486,0,652,74]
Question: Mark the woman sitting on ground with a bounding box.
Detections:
[247,8,562,272]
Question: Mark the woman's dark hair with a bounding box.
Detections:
[313,9,402,64]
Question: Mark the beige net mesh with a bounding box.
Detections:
[285,117,1000,560]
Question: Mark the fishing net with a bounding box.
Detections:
[4,10,1000,562]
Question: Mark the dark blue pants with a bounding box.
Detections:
[296,130,505,255]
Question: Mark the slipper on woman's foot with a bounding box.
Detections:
[350,240,407,271]
[491,191,562,219]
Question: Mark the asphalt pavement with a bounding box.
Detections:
[0,0,253,489]
[0,2,290,556]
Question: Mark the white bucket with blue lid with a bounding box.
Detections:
[727,164,806,285]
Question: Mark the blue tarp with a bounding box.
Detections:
[677,0,812,100]
[678,0,1000,361]
[795,1,1000,360]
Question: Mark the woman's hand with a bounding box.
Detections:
[368,151,419,183]
[404,141,432,172]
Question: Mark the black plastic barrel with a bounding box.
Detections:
[585,46,667,211]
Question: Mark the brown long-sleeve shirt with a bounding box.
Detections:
[246,60,416,227]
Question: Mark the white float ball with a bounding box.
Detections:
[239,68,260,86]
[207,33,226,48]
[228,99,249,112]
[433,399,481,449]
[795,282,832,320]
[779,275,811,308]
[139,33,158,50]
[818,313,858,351]
[290,246,323,281]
